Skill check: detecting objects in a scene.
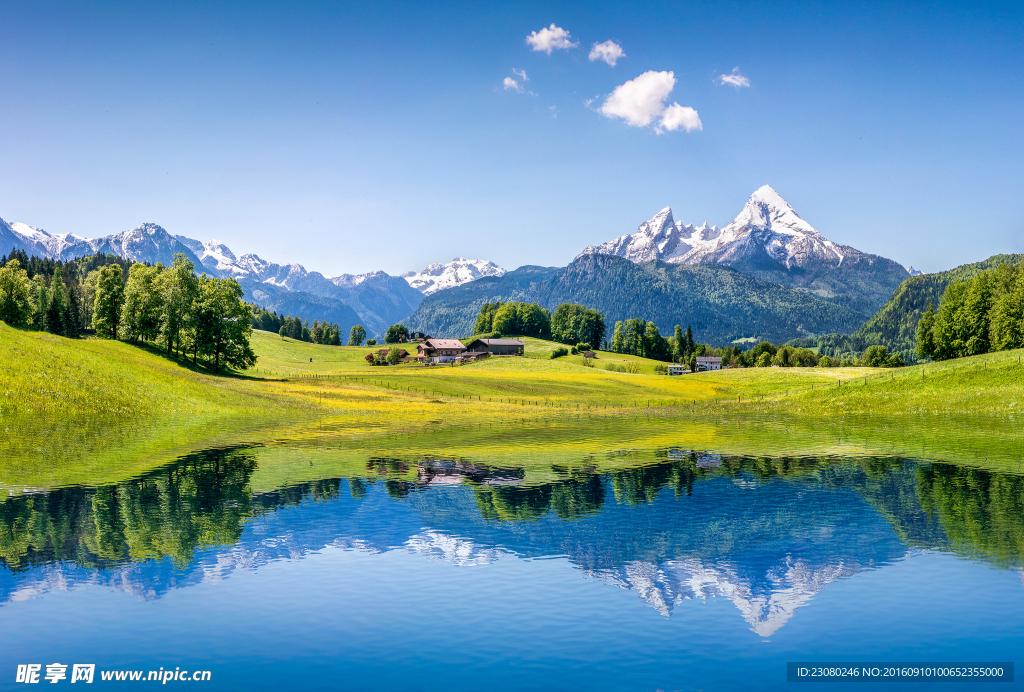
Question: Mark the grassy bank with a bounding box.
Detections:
[3,324,1023,491]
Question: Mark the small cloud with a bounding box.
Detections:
[718,67,750,88]
[526,24,577,54]
[589,40,625,66]
[549,105,558,118]
[503,77,523,93]
[598,71,701,134]
[660,103,702,132]
[512,68,528,82]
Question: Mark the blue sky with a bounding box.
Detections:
[0,0,1021,276]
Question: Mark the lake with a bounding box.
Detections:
[1,429,1022,690]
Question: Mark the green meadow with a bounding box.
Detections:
[2,323,1023,494]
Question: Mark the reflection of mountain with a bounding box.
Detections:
[2,450,1023,637]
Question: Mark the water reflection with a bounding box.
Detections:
[1,446,1023,637]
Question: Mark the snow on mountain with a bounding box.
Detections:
[402,258,507,295]
[906,266,925,277]
[580,186,856,271]
[578,185,921,277]
[1,218,87,258]
[592,555,866,636]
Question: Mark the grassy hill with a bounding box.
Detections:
[4,324,1023,489]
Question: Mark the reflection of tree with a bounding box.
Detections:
[6,446,1024,578]
[551,475,605,520]
[474,485,554,522]
[916,464,1024,567]
[610,459,703,505]
[1,447,261,571]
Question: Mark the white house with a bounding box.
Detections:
[417,338,466,363]
[696,356,723,371]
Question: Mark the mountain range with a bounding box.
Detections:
[401,258,506,295]
[579,185,914,317]
[2,185,927,344]
[0,217,502,338]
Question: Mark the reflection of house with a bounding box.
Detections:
[463,338,525,356]
[696,356,722,372]
[417,339,466,363]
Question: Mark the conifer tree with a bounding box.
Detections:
[915,302,936,360]
[45,265,67,336]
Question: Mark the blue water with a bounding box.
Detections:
[1,450,1022,690]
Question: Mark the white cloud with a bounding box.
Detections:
[599,70,674,127]
[718,67,751,88]
[503,77,523,93]
[512,68,528,82]
[598,71,701,134]
[525,24,577,53]
[589,40,625,66]
[660,103,703,132]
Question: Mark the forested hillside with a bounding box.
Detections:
[535,255,865,344]
[402,265,560,337]
[815,254,1024,362]
[403,255,864,343]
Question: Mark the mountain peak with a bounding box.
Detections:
[404,258,506,295]
[578,185,853,272]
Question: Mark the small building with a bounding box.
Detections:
[696,356,723,372]
[375,348,409,358]
[667,363,690,375]
[463,338,525,357]
[417,339,466,363]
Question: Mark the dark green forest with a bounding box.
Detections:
[801,254,1024,363]
[404,255,864,344]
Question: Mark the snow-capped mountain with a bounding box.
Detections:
[166,238,425,335]
[1,216,425,336]
[593,556,865,636]
[1,218,209,271]
[1,217,88,259]
[579,186,913,316]
[402,258,506,295]
[581,185,866,271]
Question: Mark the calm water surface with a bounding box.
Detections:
[1,442,1022,691]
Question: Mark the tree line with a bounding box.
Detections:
[0,250,255,372]
[916,262,1024,361]
[471,301,606,347]
[251,305,344,345]
[0,249,133,338]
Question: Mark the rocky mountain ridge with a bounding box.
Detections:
[402,257,506,295]
[579,185,913,316]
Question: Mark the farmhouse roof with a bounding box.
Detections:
[423,338,465,350]
[471,338,525,347]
